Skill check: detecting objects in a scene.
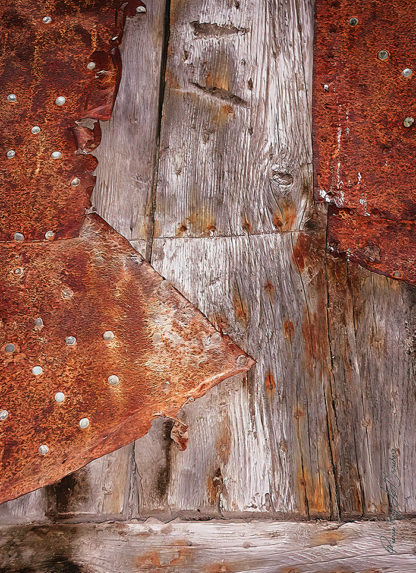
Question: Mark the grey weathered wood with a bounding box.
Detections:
[1,519,416,572]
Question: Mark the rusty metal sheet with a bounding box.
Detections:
[0,0,142,241]
[0,215,253,504]
[314,0,416,284]
[0,1,254,504]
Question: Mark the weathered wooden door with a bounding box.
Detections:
[1,1,415,571]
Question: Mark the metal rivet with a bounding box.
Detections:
[79,418,90,429]
[5,343,15,353]
[323,84,329,91]
[70,177,80,186]
[87,61,96,70]
[32,366,43,376]
[34,317,44,327]
[103,331,115,341]
[112,36,118,41]
[55,96,66,106]
[42,16,52,24]
[39,445,49,455]
[14,267,23,275]
[7,94,17,102]
[6,150,16,158]
[136,5,147,13]
[108,375,119,385]
[14,232,24,241]
[349,17,358,26]
[31,126,41,134]
[54,392,65,403]
[402,68,412,77]
[0,410,9,421]
[65,336,76,346]
[61,288,74,299]
[378,50,389,61]
[45,230,55,240]
[236,354,248,367]
[51,151,62,159]
[404,117,414,127]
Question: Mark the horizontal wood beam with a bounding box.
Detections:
[1,519,415,572]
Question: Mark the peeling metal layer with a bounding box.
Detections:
[314,0,416,284]
[0,1,254,504]
[0,0,142,241]
[0,215,254,504]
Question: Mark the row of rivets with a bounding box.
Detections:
[7,150,62,159]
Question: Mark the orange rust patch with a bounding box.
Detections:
[242,216,253,234]
[264,281,274,298]
[205,564,233,573]
[233,284,250,328]
[222,104,234,115]
[265,371,276,399]
[283,320,294,342]
[309,527,351,547]
[272,201,297,231]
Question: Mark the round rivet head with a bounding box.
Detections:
[34,317,44,327]
[14,232,24,241]
[236,354,248,367]
[39,445,49,455]
[7,94,17,102]
[45,230,55,240]
[70,177,80,186]
[349,17,358,26]
[136,5,146,13]
[51,151,62,159]
[378,50,389,61]
[55,96,66,106]
[87,61,96,70]
[54,392,65,403]
[6,150,16,158]
[5,343,15,353]
[65,336,76,346]
[108,375,119,385]
[31,126,41,134]
[103,331,115,341]
[404,117,415,127]
[42,16,52,24]
[402,68,413,77]
[32,366,43,376]
[0,410,9,421]
[79,418,90,429]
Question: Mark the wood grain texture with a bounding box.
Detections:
[153,0,313,239]
[1,0,416,530]
[1,519,416,572]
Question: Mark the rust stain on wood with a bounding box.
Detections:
[0,0,254,504]
[314,0,416,285]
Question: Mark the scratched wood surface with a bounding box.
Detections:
[2,519,416,572]
[1,0,416,535]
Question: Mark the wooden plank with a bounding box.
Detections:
[92,0,167,244]
[147,229,337,518]
[153,0,313,240]
[1,519,416,572]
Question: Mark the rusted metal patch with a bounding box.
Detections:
[0,0,142,241]
[314,0,416,284]
[0,215,253,503]
[0,1,254,504]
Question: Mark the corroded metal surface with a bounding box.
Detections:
[314,0,416,285]
[0,1,254,504]
[0,215,252,504]
[0,0,142,241]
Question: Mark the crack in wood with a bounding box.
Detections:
[190,21,248,37]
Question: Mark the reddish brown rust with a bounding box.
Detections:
[0,0,138,241]
[0,1,254,504]
[314,0,416,285]
[0,216,253,503]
